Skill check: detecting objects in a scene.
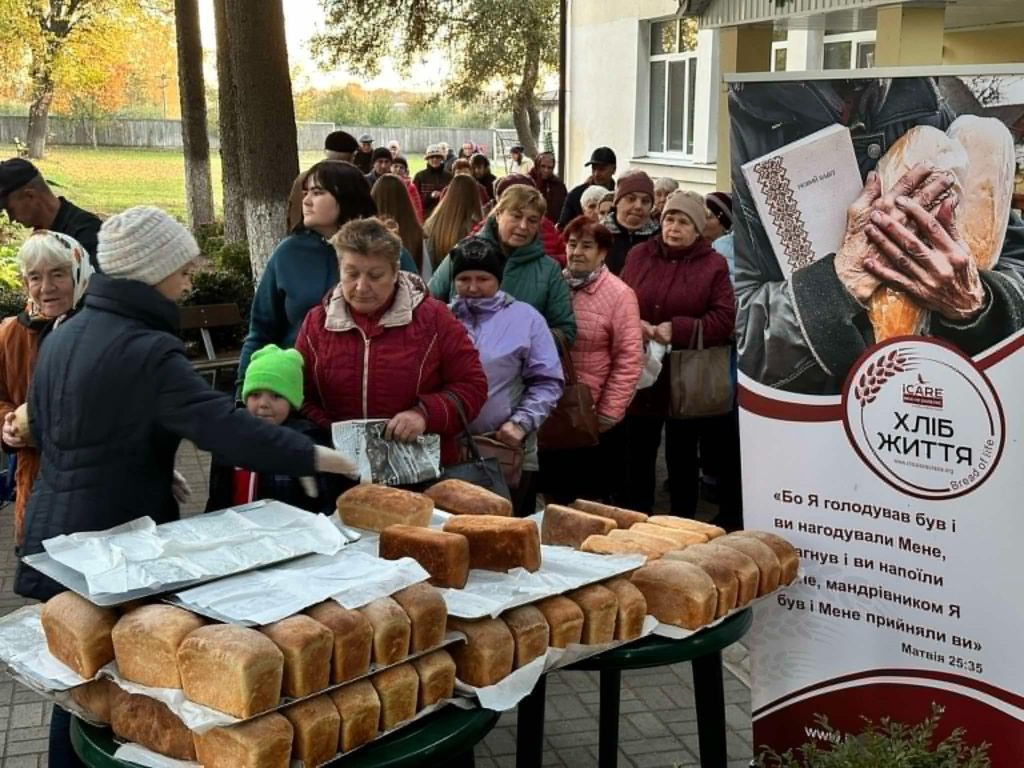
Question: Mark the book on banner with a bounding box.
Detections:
[741,123,862,278]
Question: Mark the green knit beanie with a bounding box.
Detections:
[242,344,304,410]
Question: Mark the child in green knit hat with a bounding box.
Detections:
[206,344,329,511]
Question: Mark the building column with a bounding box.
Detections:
[786,26,824,71]
[716,24,773,190]
[875,4,945,66]
[692,27,721,164]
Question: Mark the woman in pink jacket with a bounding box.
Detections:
[539,216,643,504]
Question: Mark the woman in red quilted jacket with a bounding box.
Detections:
[295,218,488,469]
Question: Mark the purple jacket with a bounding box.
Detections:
[451,292,564,436]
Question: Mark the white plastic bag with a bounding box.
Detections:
[637,341,668,390]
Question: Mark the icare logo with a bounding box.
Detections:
[842,338,1004,500]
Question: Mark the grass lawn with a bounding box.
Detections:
[1,144,428,222]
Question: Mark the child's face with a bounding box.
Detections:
[246,391,291,426]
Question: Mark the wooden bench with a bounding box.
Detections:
[179,303,244,388]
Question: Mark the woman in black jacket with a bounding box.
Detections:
[15,207,355,766]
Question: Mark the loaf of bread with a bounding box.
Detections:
[69,678,115,725]
[500,605,549,668]
[446,617,514,687]
[371,663,419,730]
[567,584,618,645]
[606,528,676,558]
[392,583,447,652]
[260,614,334,698]
[542,504,616,548]
[716,535,781,596]
[413,649,456,708]
[668,555,738,619]
[665,544,759,606]
[177,624,284,718]
[570,499,648,529]
[41,591,118,679]
[580,534,662,561]
[379,525,470,589]
[603,577,647,641]
[734,531,800,585]
[535,596,584,648]
[109,685,197,761]
[193,712,293,768]
[329,679,380,753]
[424,478,512,517]
[337,485,433,532]
[359,597,412,666]
[283,695,340,768]
[630,522,708,547]
[442,515,541,573]
[111,604,205,689]
[305,601,373,684]
[647,515,725,540]
[631,561,717,630]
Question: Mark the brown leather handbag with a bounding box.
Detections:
[538,334,600,451]
[668,320,734,419]
[461,434,524,489]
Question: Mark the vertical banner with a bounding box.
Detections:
[730,67,1024,765]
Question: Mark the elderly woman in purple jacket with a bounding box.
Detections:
[449,237,564,516]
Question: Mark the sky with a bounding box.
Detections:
[195,0,447,92]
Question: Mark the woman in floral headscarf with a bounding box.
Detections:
[0,231,93,546]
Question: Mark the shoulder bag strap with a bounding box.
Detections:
[552,330,578,385]
[443,391,486,464]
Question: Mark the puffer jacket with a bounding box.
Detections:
[296,272,488,466]
[566,267,644,423]
[622,236,736,416]
[604,211,659,276]
[17,275,318,601]
[429,218,576,344]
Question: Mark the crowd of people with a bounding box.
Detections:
[0,134,742,761]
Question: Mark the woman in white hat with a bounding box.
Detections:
[414,144,453,218]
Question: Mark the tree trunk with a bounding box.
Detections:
[175,0,215,234]
[26,67,54,159]
[222,0,298,280]
[511,32,543,158]
[511,99,538,159]
[213,0,247,245]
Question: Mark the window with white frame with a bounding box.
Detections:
[771,30,876,72]
[646,18,698,156]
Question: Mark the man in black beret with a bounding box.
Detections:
[352,133,374,174]
[364,147,393,188]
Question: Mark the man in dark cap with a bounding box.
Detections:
[364,147,393,188]
[352,134,374,174]
[0,158,102,269]
[286,131,361,233]
[556,146,617,229]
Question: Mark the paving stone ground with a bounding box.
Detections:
[0,442,755,768]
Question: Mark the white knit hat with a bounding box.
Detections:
[97,206,200,286]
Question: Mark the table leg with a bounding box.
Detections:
[692,651,727,768]
[452,747,476,768]
[598,668,621,768]
[516,674,547,768]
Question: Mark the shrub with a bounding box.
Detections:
[180,267,254,356]
[0,284,26,319]
[758,704,990,768]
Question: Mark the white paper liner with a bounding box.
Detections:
[41,501,346,597]
[169,552,429,624]
[0,604,90,691]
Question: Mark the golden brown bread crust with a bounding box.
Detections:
[112,604,206,689]
[379,525,470,589]
[570,499,648,529]
[664,544,759,606]
[69,678,116,725]
[110,685,197,761]
[424,478,512,516]
[603,577,647,641]
[283,695,341,768]
[630,561,717,630]
[535,596,584,648]
[330,679,380,753]
[500,605,550,668]
[305,601,373,684]
[442,515,541,572]
[259,615,334,698]
[630,522,708,547]
[446,617,515,687]
[715,535,781,596]
[567,584,618,645]
[542,504,616,547]
[359,597,412,666]
[733,530,800,585]
[607,529,676,558]
[580,535,661,561]
[337,485,433,532]
[647,515,725,539]
[391,583,448,652]
[371,663,419,731]
[412,649,456,708]
[177,624,284,719]
[193,712,294,768]
[41,591,118,679]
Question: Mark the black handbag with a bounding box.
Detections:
[441,393,512,501]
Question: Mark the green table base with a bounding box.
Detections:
[71,704,499,768]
